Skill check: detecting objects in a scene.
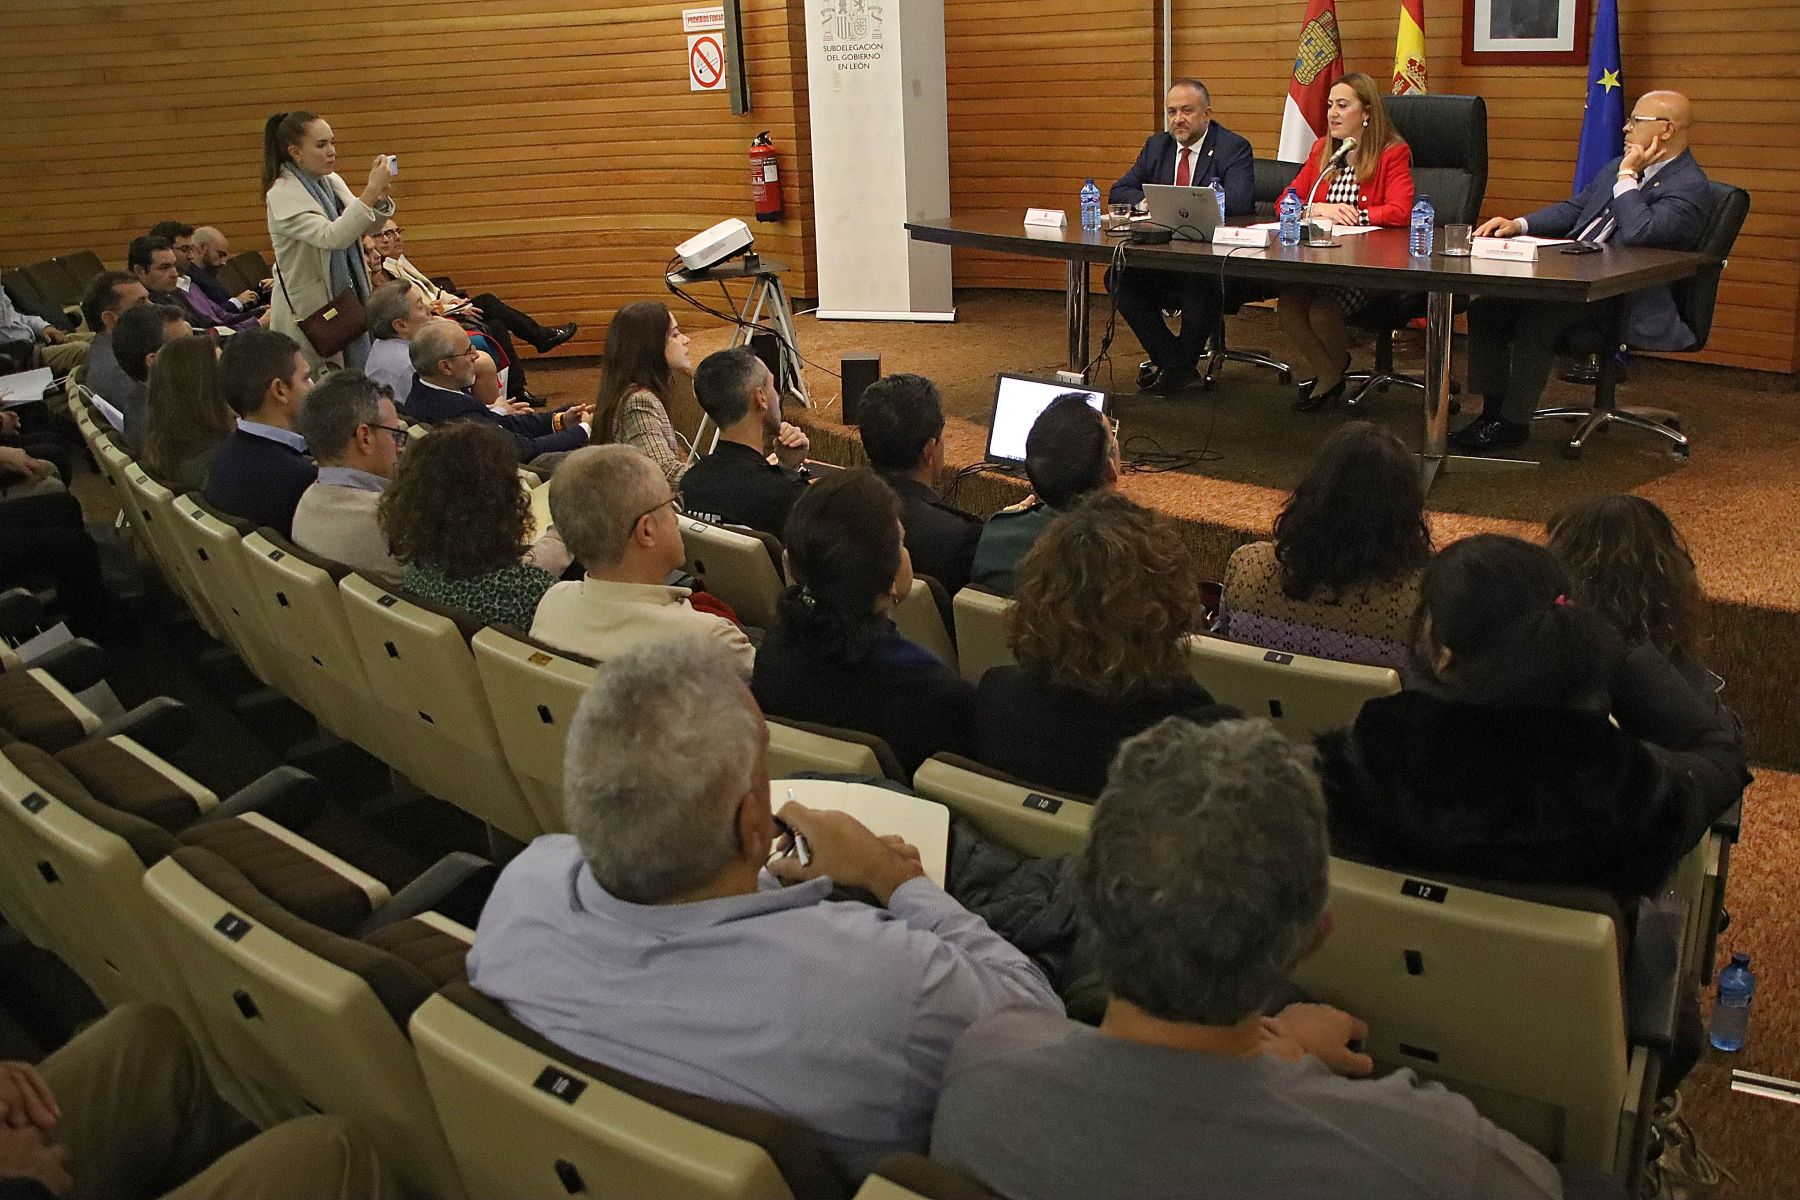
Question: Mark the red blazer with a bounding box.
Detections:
[1288,138,1416,228]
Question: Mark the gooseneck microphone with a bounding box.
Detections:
[1302,137,1359,242]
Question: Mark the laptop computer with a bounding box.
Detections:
[1142,183,1225,242]
[984,373,1108,466]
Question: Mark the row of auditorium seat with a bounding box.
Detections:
[3,248,272,321]
[38,386,1728,1195]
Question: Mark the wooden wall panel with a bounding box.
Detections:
[0,0,816,352]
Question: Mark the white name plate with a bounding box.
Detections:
[1470,237,1543,262]
[1212,225,1273,249]
[1023,207,1068,229]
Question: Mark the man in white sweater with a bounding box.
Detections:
[290,370,406,580]
[531,444,754,677]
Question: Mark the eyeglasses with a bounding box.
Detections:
[375,228,404,240]
[443,347,481,363]
[369,423,409,450]
[631,494,681,528]
[1623,115,1672,131]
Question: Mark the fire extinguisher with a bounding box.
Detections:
[751,131,783,223]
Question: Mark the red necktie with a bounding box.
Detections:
[1175,147,1193,187]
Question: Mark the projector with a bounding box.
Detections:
[677,218,754,271]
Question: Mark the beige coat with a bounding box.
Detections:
[265,170,393,366]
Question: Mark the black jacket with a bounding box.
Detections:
[680,440,808,538]
[202,429,317,540]
[876,471,981,598]
[404,377,587,461]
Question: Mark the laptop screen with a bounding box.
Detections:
[984,374,1107,465]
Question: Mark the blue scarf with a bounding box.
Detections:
[286,165,373,366]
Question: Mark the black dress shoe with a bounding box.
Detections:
[1148,364,1201,395]
[1293,375,1346,413]
[533,323,578,353]
[1451,417,1529,452]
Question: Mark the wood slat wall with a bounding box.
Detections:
[0,0,816,352]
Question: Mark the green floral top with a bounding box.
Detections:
[401,561,557,631]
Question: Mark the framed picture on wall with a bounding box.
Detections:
[1462,0,1591,65]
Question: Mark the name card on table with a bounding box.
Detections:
[1212,226,1274,249]
[1471,236,1570,262]
[1023,208,1068,229]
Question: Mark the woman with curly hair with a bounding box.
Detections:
[377,420,557,629]
[595,300,693,489]
[751,467,975,779]
[975,492,1231,798]
[142,333,233,492]
[1219,421,1430,670]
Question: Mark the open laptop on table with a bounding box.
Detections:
[984,373,1108,467]
[1142,183,1225,242]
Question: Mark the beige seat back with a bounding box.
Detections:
[1292,857,1638,1173]
[1183,637,1399,741]
[92,433,153,560]
[164,496,289,693]
[892,579,958,672]
[950,589,1014,684]
[681,518,785,630]
[469,627,597,836]
[339,574,543,841]
[767,718,900,782]
[122,464,226,638]
[912,755,1090,859]
[412,986,838,1200]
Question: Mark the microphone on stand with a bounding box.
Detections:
[1303,136,1357,243]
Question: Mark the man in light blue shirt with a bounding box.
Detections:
[468,638,1061,1179]
[0,280,88,376]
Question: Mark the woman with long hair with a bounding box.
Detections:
[751,468,975,779]
[976,492,1230,798]
[142,334,233,492]
[377,421,557,630]
[595,301,694,488]
[262,110,396,369]
[1276,72,1415,410]
[1219,421,1430,669]
[1548,494,1702,662]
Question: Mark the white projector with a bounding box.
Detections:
[677,218,754,271]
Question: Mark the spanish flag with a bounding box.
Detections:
[1392,0,1427,95]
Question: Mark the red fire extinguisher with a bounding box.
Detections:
[751,131,783,223]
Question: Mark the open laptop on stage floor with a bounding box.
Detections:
[985,373,1108,466]
[1142,183,1225,242]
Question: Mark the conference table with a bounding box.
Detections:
[904,213,1708,491]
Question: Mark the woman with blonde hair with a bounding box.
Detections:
[142,333,233,492]
[1276,72,1415,411]
[974,492,1231,797]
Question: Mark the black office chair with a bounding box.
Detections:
[1343,94,1489,407]
[1532,181,1750,459]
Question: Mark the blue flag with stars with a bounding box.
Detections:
[1574,0,1624,195]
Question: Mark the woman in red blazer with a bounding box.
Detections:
[1278,72,1416,411]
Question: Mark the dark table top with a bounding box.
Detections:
[905,212,1708,303]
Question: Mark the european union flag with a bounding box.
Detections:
[1574,0,1624,195]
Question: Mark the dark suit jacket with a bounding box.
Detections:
[876,470,982,598]
[1108,123,1255,215]
[1524,150,1710,350]
[203,429,317,540]
[404,377,588,461]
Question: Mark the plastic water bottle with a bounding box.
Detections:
[1080,179,1102,232]
[1709,952,1756,1051]
[1410,194,1436,257]
[1212,182,1227,224]
[1278,189,1303,246]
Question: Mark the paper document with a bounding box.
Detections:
[0,368,53,408]
[91,394,125,431]
[1248,222,1380,237]
[772,779,951,887]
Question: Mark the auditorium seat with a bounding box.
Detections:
[912,754,1091,859]
[950,587,1013,684]
[767,716,905,783]
[410,982,853,1200]
[90,428,152,562]
[1291,857,1666,1181]
[469,625,598,835]
[0,665,101,752]
[144,843,474,1198]
[224,249,271,295]
[1182,636,1399,741]
[892,577,957,672]
[681,517,787,630]
[54,250,106,294]
[119,461,227,639]
[853,1157,1003,1200]
[339,574,545,842]
[164,495,294,695]
[18,258,83,313]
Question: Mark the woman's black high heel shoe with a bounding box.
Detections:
[1292,354,1352,413]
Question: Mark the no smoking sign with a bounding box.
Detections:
[688,32,725,91]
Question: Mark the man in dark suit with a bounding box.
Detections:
[857,373,981,600]
[1454,89,1709,452]
[402,318,589,464]
[1107,78,1256,395]
[204,330,318,539]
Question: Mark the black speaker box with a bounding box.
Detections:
[840,351,880,425]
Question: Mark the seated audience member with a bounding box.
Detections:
[142,333,232,492]
[77,270,149,410]
[149,219,266,325]
[976,493,1227,798]
[404,319,588,463]
[0,270,88,378]
[857,373,981,596]
[363,280,504,408]
[469,637,1060,1177]
[377,420,557,629]
[752,468,976,778]
[1,410,68,493]
[202,329,316,538]
[932,717,1566,1200]
[530,444,754,674]
[127,235,256,333]
[679,347,811,536]
[1316,534,1749,901]
[113,303,195,453]
[1219,421,1430,671]
[971,394,1119,594]
[364,237,523,403]
[0,1002,393,1200]
[374,216,575,352]
[189,224,267,313]
[291,371,407,580]
[0,489,110,639]
[596,301,694,488]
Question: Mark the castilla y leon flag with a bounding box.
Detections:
[1393,0,1427,94]
[1278,0,1345,162]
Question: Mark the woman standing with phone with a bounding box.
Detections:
[263,110,397,370]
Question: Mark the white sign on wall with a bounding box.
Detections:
[684,7,726,92]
